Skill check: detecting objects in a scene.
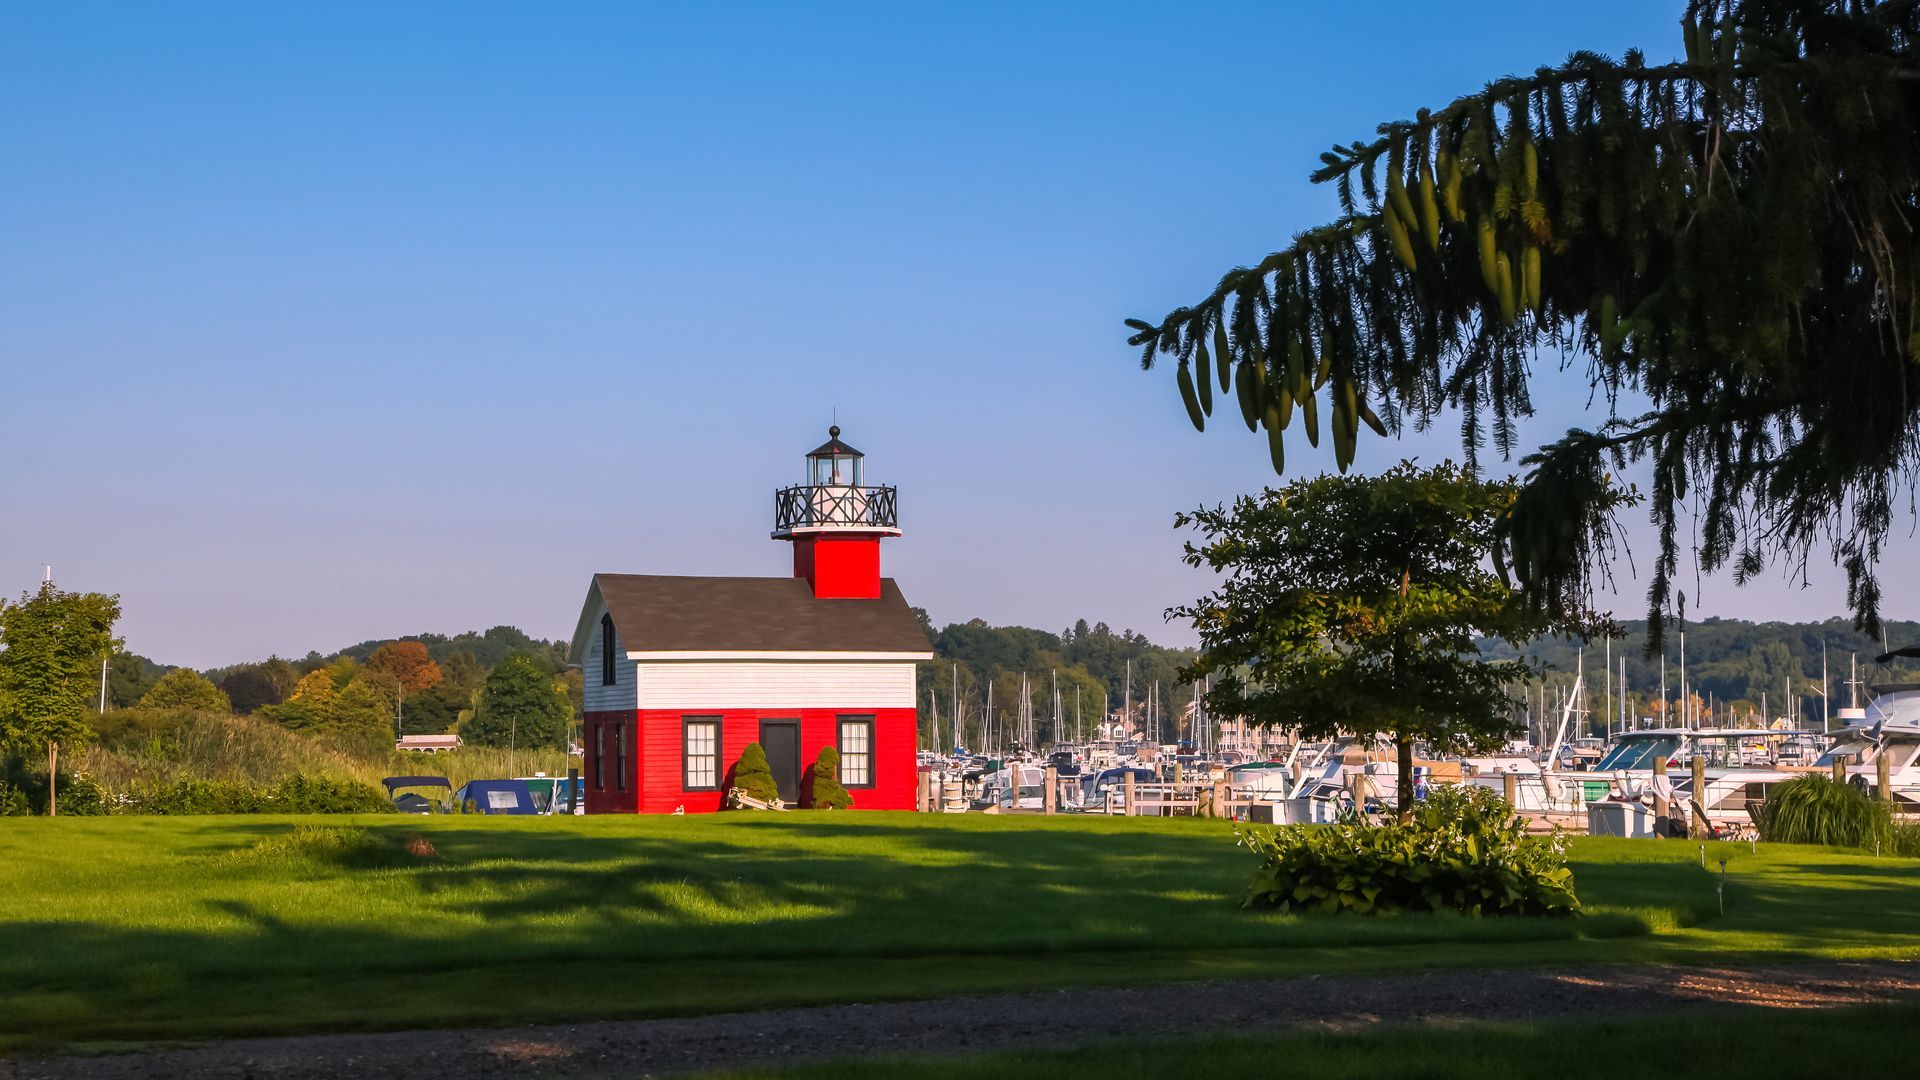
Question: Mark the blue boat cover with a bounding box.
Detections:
[453,779,539,815]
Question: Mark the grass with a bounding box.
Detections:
[702,1002,1920,1079]
[1,813,1917,1053]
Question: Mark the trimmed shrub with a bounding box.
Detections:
[730,743,780,805]
[1238,785,1579,916]
[804,747,853,810]
[1753,774,1920,854]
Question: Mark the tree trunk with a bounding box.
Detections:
[47,741,59,818]
[1396,732,1414,820]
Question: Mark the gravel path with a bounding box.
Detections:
[6,960,1916,1080]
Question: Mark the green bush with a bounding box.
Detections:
[1753,774,1920,854]
[804,747,853,810]
[0,782,27,816]
[730,743,780,805]
[268,774,393,814]
[0,762,112,816]
[125,778,267,814]
[120,774,393,815]
[1237,785,1579,916]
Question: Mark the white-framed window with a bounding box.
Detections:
[684,717,721,791]
[838,716,874,788]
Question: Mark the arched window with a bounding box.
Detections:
[600,613,616,686]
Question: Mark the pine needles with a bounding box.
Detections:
[1128,0,1920,646]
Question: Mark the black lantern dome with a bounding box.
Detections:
[804,425,864,487]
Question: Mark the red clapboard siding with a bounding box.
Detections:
[625,706,917,813]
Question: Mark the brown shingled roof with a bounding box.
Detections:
[593,574,931,654]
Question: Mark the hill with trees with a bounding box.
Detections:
[1484,617,1920,733]
[914,614,1199,752]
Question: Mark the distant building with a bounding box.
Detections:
[568,428,933,813]
[396,734,462,753]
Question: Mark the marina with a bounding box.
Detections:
[906,654,1920,841]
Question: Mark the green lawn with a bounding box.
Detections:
[704,1002,1920,1080]
[1,812,1916,1053]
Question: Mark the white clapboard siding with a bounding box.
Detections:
[582,600,639,712]
[637,660,916,710]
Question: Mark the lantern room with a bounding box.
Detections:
[773,426,900,598]
[806,428,865,488]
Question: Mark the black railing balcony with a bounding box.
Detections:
[773,484,899,535]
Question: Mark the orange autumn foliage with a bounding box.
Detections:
[363,641,443,696]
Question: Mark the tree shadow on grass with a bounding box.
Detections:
[0,816,1732,1052]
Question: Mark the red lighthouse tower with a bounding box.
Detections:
[773,426,901,600]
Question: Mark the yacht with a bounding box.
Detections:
[1811,682,1920,810]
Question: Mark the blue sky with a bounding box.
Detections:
[2,2,1902,668]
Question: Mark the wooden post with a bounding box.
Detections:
[1502,771,1518,806]
[1212,779,1228,820]
[1691,755,1706,804]
[1043,767,1057,815]
[918,770,931,813]
[1653,755,1669,821]
[1173,760,1183,787]
[1123,772,1136,817]
[1877,753,1893,804]
[1832,755,1848,783]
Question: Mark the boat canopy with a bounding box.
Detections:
[382,775,452,793]
[453,779,539,815]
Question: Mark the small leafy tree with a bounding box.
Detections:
[139,668,231,713]
[731,743,780,804]
[0,581,121,816]
[363,641,443,695]
[804,747,853,810]
[262,669,337,731]
[217,667,283,714]
[1176,461,1600,814]
[463,654,570,749]
[330,680,396,755]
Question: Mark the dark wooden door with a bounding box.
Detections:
[760,720,801,805]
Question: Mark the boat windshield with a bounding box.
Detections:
[1815,739,1870,768]
[1595,735,1680,771]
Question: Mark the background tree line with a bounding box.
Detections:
[104,626,578,745]
[1483,617,1920,735]
[913,612,1199,751]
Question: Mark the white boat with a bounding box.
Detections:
[1807,682,1920,811]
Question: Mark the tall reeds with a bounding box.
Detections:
[1752,774,1920,855]
[82,711,574,798]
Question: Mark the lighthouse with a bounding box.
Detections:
[774,425,901,600]
[569,427,932,813]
